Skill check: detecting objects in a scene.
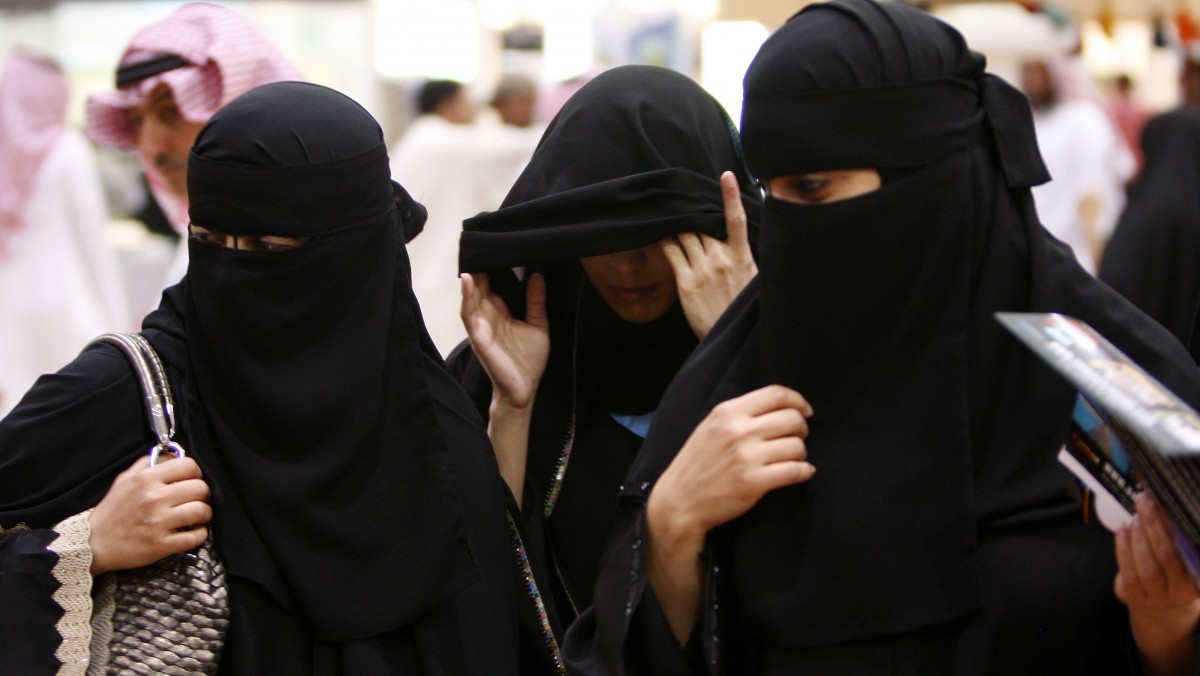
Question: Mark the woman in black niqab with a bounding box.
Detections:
[1100,107,1200,348]
[0,81,517,675]
[450,65,760,674]
[565,2,1200,674]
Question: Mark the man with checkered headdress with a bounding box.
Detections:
[86,2,302,292]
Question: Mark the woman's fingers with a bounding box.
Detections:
[1130,517,1169,596]
[166,499,214,531]
[525,273,548,329]
[731,384,814,419]
[660,236,690,274]
[749,459,816,493]
[721,170,750,254]
[460,273,479,322]
[751,406,811,441]
[164,525,210,553]
[676,231,708,264]
[146,456,203,483]
[1140,496,1185,572]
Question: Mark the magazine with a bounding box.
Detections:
[997,312,1200,573]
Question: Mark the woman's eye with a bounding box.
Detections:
[768,175,831,204]
[190,231,228,248]
[241,236,303,252]
[793,176,831,200]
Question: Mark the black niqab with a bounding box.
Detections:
[186,82,474,641]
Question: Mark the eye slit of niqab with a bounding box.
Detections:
[188,224,304,252]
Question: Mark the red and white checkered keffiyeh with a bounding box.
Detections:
[86,2,302,150]
[85,3,303,230]
[0,52,68,256]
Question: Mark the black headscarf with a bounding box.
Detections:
[1100,107,1200,347]
[454,65,761,615]
[184,81,475,642]
[460,65,758,275]
[610,0,1200,655]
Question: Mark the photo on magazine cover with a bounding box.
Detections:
[998,311,1200,576]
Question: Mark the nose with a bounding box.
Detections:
[137,114,172,161]
[609,247,648,273]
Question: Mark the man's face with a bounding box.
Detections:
[1020,60,1056,111]
[129,82,206,199]
[440,89,478,125]
[496,92,535,128]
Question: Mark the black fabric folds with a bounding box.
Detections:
[1100,108,1200,346]
[459,65,759,276]
[740,4,1049,188]
[184,82,476,642]
[571,1,1200,671]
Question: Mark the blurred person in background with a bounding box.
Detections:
[0,51,129,418]
[1021,56,1133,275]
[488,73,539,129]
[1100,108,1200,348]
[391,78,538,357]
[84,2,302,300]
[1107,73,1152,181]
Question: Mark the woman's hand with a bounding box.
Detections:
[89,455,211,575]
[646,385,815,644]
[660,170,757,340]
[460,271,550,410]
[1115,492,1200,676]
[461,271,550,504]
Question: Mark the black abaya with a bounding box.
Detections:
[1100,107,1200,347]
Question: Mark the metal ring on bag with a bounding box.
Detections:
[149,441,187,467]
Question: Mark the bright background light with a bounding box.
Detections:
[700,21,768,129]
[373,0,481,82]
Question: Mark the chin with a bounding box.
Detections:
[615,305,670,324]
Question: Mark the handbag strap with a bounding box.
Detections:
[89,332,187,466]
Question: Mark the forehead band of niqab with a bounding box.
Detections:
[187,143,393,237]
[742,74,1049,189]
[115,53,191,87]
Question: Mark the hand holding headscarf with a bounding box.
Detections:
[659,171,758,339]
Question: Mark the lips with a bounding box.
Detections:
[607,285,657,303]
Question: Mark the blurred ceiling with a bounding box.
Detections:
[719,0,1200,28]
[2,0,1193,27]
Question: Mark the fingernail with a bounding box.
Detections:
[1135,492,1153,514]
